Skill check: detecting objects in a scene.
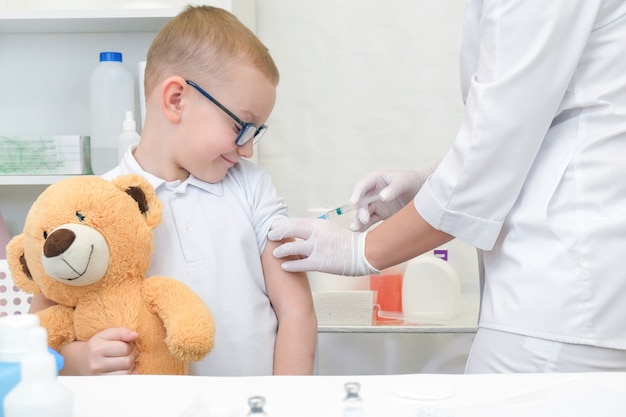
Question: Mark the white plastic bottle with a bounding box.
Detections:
[0,315,40,417]
[402,255,461,325]
[118,110,140,162]
[89,51,135,174]
[3,326,73,417]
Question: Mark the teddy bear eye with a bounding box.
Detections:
[43,230,48,239]
[76,211,85,222]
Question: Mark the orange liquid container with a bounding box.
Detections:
[370,270,403,323]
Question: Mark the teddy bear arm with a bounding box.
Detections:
[37,304,77,351]
[142,277,215,362]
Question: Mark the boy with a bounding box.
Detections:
[29,5,317,376]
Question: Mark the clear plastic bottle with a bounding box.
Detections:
[89,51,135,174]
[118,110,140,162]
[342,382,364,417]
[3,326,73,417]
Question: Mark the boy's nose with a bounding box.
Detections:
[237,140,254,159]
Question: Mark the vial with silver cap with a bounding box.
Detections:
[247,395,268,416]
[342,381,364,417]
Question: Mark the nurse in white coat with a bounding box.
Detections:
[269,0,626,373]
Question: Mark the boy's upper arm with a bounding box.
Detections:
[260,238,313,318]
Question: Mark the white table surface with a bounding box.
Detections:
[60,372,626,417]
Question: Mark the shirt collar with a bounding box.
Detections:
[120,147,224,196]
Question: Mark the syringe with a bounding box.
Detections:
[318,194,380,219]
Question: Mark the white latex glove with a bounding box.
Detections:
[268,218,379,276]
[350,165,435,232]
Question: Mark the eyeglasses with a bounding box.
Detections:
[185,80,268,146]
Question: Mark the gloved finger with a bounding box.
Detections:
[279,258,320,273]
[350,218,372,232]
[350,171,385,204]
[379,185,397,201]
[350,216,365,232]
[357,207,371,225]
[268,218,315,241]
[272,240,313,259]
[350,212,384,232]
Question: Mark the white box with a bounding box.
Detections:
[313,290,375,326]
[0,135,92,175]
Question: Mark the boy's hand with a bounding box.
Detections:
[61,327,139,375]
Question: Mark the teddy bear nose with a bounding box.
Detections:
[43,228,77,258]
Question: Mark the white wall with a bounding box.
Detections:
[255,0,477,374]
[256,0,465,215]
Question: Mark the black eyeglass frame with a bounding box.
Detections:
[185,80,268,146]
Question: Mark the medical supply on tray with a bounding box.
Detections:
[402,255,461,324]
[318,194,381,219]
[313,291,375,326]
[342,381,364,417]
[0,135,92,175]
[370,267,403,322]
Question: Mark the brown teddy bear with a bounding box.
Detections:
[6,174,215,375]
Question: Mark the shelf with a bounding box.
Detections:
[0,175,87,186]
[318,324,477,334]
[0,9,181,33]
[318,294,479,334]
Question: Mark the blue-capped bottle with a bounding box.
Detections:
[1,315,65,417]
[4,326,73,417]
[89,51,135,174]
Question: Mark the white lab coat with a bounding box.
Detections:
[415,0,626,348]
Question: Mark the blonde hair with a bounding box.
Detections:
[144,5,279,99]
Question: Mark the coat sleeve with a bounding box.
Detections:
[415,0,604,250]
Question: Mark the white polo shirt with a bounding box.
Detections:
[105,150,288,375]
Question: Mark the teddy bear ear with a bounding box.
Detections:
[5,234,41,294]
[111,174,162,229]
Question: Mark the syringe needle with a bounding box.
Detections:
[318,194,380,219]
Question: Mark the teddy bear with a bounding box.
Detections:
[6,174,215,375]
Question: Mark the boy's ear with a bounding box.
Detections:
[160,76,185,123]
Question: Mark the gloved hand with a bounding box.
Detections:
[350,165,435,232]
[268,217,379,276]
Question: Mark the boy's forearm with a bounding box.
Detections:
[272,313,317,375]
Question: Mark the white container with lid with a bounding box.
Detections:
[89,51,135,174]
[401,255,461,324]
